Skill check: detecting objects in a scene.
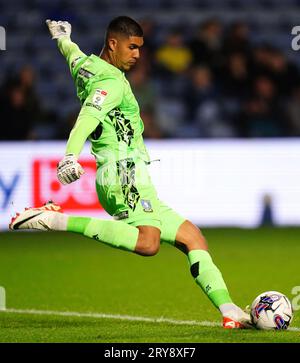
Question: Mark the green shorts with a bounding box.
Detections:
[95,157,185,245]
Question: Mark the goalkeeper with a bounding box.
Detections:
[10,16,251,329]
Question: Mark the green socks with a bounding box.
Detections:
[188,249,233,308]
[67,216,139,252]
[67,217,231,309]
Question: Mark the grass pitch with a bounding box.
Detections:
[0,227,299,343]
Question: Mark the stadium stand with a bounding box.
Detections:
[1,0,300,139]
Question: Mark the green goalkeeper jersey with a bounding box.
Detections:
[57,37,150,166]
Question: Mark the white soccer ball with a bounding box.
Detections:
[250,291,293,330]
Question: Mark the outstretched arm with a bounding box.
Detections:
[56,79,123,185]
[65,78,124,157]
[46,19,86,70]
[45,19,91,185]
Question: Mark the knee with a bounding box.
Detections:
[142,238,160,256]
[135,226,161,256]
[136,236,160,256]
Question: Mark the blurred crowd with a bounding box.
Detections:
[1,17,300,140]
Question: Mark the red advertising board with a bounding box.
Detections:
[33,159,103,211]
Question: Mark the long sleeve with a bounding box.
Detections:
[65,111,99,157]
[57,36,86,70]
[65,78,124,157]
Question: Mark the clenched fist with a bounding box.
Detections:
[57,154,84,185]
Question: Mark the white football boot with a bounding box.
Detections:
[9,201,63,231]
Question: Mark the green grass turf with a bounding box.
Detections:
[0,227,299,342]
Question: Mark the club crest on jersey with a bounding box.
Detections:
[141,199,153,212]
[92,89,107,107]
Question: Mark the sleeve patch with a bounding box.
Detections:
[92,89,108,106]
[86,102,102,111]
[71,57,82,69]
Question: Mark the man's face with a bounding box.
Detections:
[111,36,144,71]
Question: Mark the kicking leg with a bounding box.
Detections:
[175,220,252,329]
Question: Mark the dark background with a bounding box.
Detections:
[1,0,300,141]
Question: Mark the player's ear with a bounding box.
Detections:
[108,38,117,52]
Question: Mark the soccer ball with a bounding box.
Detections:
[250,291,293,330]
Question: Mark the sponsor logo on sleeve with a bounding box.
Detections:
[78,67,95,78]
[93,89,107,106]
[71,57,82,69]
[86,89,108,111]
[86,102,102,111]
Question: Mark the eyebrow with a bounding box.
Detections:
[129,43,143,48]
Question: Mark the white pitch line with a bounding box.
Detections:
[2,308,220,327]
[1,308,300,331]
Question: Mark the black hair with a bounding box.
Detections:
[105,16,143,42]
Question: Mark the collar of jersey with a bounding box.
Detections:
[90,54,124,76]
